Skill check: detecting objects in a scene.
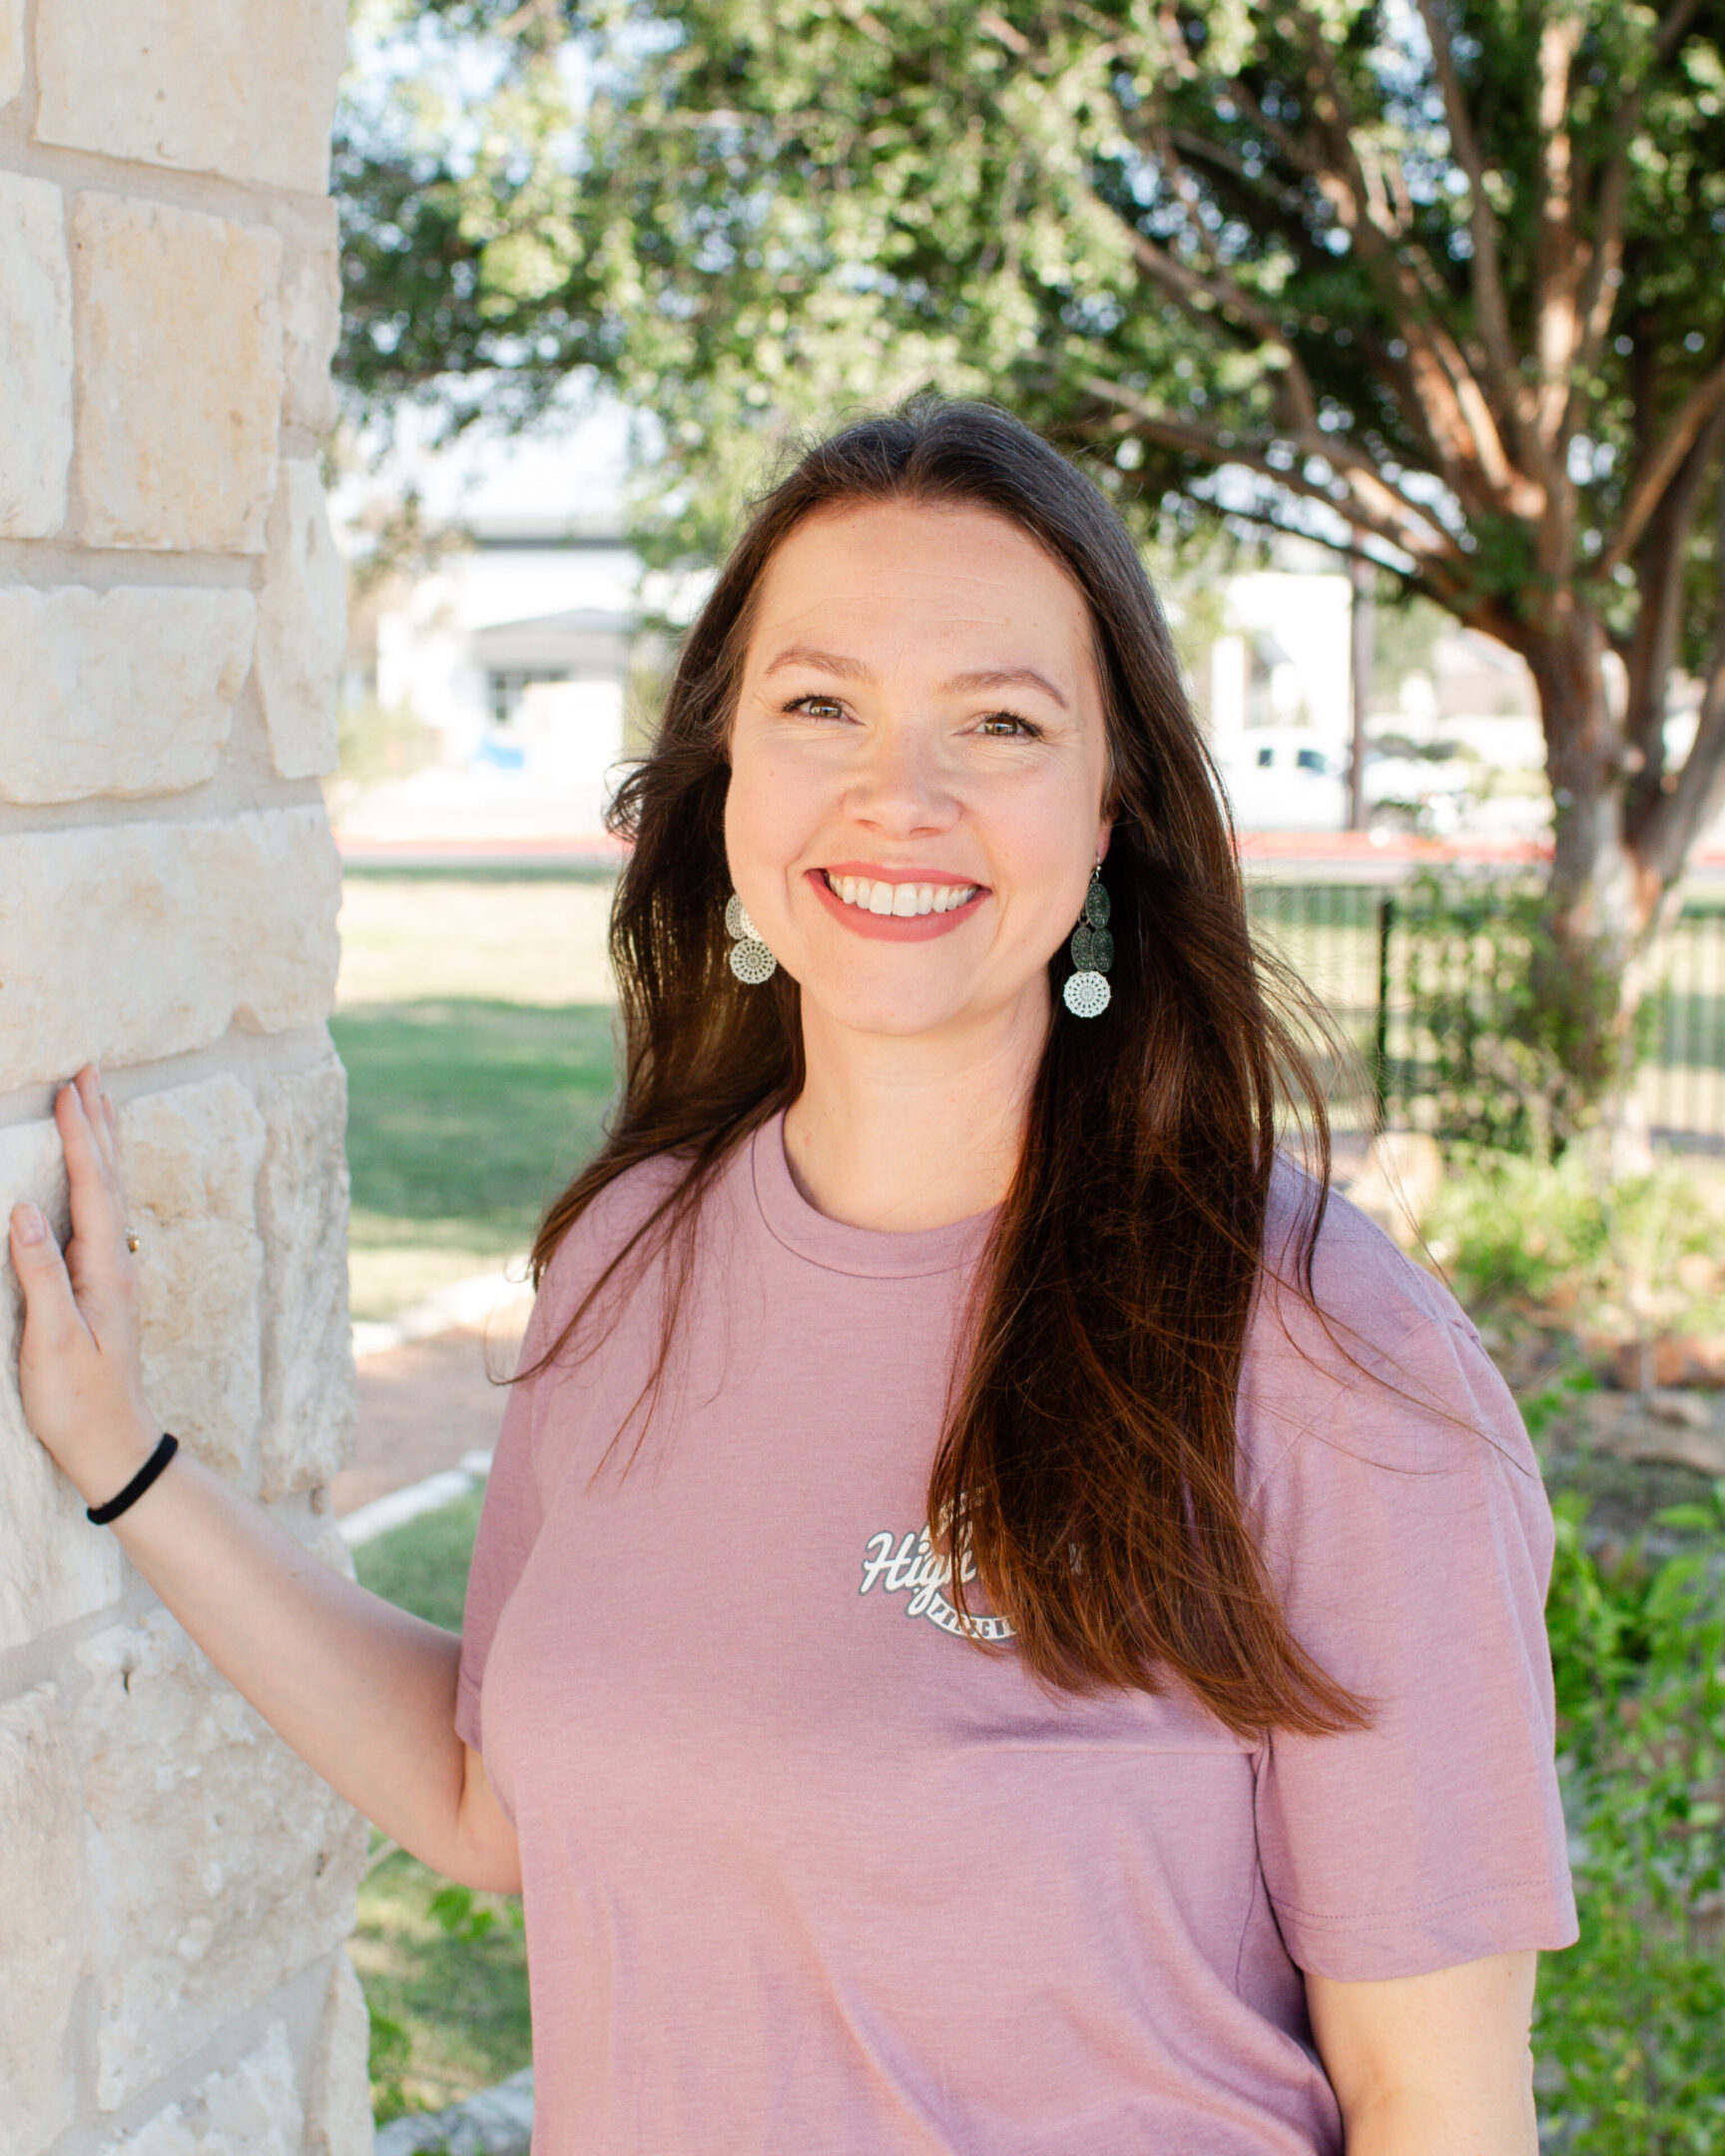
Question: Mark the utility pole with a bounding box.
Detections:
[1349,546,1375,831]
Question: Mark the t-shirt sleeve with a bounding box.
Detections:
[1249,1307,1578,1981]
[455,1301,551,1756]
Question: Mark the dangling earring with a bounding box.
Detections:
[1062,864,1113,1018]
[725,892,778,983]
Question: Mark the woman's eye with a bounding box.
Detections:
[789,695,847,721]
[978,712,1036,739]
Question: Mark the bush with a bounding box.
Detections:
[1423,1145,1725,1346]
[1392,874,1649,1159]
[1535,1491,1725,2150]
[352,1495,532,2118]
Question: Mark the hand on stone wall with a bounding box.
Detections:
[7,1073,522,1904]
[1,4,363,2142]
[9,1064,161,1512]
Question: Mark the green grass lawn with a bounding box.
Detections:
[351,1490,532,2122]
[334,875,614,2105]
[332,998,618,1319]
[333,873,621,1320]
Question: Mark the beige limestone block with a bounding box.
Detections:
[73,194,284,554]
[308,1953,375,2156]
[257,462,345,781]
[257,1061,355,1501]
[0,807,341,1092]
[293,1510,358,1586]
[0,1684,85,2150]
[96,2021,304,2156]
[0,0,23,107]
[120,1079,267,1481]
[0,1118,125,1653]
[0,173,74,539]
[0,586,257,805]
[77,1609,365,2110]
[36,0,347,193]
[276,200,341,437]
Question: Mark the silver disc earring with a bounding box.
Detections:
[724,892,778,983]
[1062,865,1113,1018]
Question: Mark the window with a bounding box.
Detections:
[487,668,570,728]
[1296,748,1329,774]
[1256,745,1275,769]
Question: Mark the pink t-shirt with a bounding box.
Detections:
[457,1118,1577,2155]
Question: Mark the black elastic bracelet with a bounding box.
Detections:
[87,1432,180,1526]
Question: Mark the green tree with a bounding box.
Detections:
[339,0,1725,1115]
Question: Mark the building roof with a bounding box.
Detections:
[472,608,639,640]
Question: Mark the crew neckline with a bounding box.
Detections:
[749,1112,997,1279]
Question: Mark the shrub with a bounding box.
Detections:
[1535,1491,1725,2150]
[1422,1146,1725,1346]
[1391,874,1654,1159]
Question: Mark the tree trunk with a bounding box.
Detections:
[1524,602,1663,1162]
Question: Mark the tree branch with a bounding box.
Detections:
[1121,221,1320,437]
[1531,11,1586,460]
[1140,485,1524,648]
[1415,0,1532,459]
[1629,417,1725,880]
[1635,618,1725,888]
[1204,76,1453,490]
[1148,129,1467,491]
[1623,408,1725,836]
[1597,359,1725,577]
[1080,375,1465,580]
[1568,0,1704,396]
[1284,11,1533,516]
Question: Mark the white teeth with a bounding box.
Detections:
[826,873,977,914]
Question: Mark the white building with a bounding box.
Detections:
[338,419,1576,844]
[336,405,654,845]
[374,514,639,764]
[1202,566,1356,831]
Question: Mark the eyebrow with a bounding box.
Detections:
[763,646,877,684]
[762,647,1070,712]
[945,666,1070,712]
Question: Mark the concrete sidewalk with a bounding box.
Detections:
[374,2067,534,2156]
[334,1288,532,1520]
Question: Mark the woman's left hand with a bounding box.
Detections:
[9,1065,160,1510]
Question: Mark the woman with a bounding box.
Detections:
[11,402,1574,2154]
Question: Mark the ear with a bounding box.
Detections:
[1095,818,1114,866]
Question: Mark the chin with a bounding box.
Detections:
[802,982,981,1039]
[801,962,1030,1041]
[832,1004,976,1040]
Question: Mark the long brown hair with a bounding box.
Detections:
[531,398,1363,1739]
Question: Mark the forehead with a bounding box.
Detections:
[746,499,1098,681]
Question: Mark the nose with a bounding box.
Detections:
[844,716,958,835]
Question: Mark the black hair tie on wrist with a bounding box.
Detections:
[87,1432,179,1526]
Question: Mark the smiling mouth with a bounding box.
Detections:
[819,870,983,918]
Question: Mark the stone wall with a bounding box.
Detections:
[0,5,371,2153]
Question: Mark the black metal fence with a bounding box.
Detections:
[1245,880,1725,1148]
